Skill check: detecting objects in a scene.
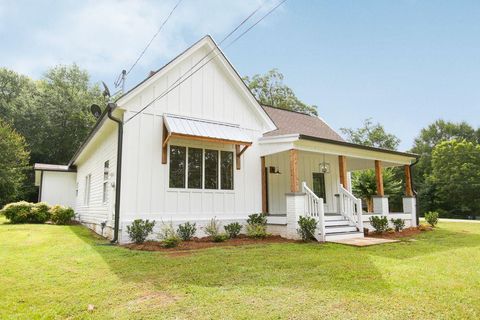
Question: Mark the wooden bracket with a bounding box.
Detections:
[235,144,250,170]
[162,123,169,164]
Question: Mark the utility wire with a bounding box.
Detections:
[115,0,184,88]
[125,0,287,124]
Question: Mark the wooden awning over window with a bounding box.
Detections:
[162,114,252,168]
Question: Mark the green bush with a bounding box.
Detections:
[224,222,242,238]
[1,201,38,224]
[246,213,268,239]
[127,219,156,244]
[159,222,181,248]
[391,218,405,232]
[212,233,229,242]
[177,222,196,241]
[297,216,318,241]
[204,217,221,238]
[424,211,439,227]
[32,202,51,223]
[369,216,388,233]
[49,205,75,225]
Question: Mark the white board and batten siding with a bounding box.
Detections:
[75,123,118,235]
[117,40,271,242]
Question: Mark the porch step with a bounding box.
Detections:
[325,231,364,241]
[325,225,358,234]
[324,214,344,221]
[324,220,352,227]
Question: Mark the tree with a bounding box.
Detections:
[429,140,480,219]
[340,118,400,150]
[0,119,30,207]
[243,69,318,115]
[341,119,403,211]
[351,168,402,212]
[410,120,479,213]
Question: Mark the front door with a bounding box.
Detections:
[312,173,327,207]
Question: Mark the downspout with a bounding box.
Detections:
[107,103,123,243]
[409,157,420,226]
[38,170,44,202]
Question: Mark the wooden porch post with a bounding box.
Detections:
[162,122,168,164]
[404,165,413,197]
[289,149,299,193]
[261,156,267,213]
[338,155,348,188]
[375,160,384,196]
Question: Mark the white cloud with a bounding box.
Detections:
[2,0,274,86]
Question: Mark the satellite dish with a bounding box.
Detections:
[90,104,102,119]
[102,81,111,98]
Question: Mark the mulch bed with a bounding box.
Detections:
[367,226,432,239]
[122,235,299,252]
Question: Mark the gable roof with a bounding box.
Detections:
[262,105,345,142]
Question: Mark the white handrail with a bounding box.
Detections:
[302,181,325,242]
[337,184,363,231]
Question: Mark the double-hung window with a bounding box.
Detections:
[169,145,234,190]
[84,174,91,205]
[103,161,109,204]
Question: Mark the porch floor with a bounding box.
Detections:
[329,237,399,247]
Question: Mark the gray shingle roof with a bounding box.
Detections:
[262,105,345,142]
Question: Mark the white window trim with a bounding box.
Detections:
[102,160,109,205]
[84,174,91,206]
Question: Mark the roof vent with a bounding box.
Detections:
[149,70,156,77]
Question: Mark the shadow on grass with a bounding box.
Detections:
[67,225,392,295]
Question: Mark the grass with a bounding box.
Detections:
[1,217,480,319]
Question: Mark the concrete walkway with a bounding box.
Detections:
[329,237,399,247]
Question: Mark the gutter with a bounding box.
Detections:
[107,103,123,243]
[409,157,420,226]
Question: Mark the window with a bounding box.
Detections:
[103,161,109,204]
[204,149,218,189]
[169,145,234,190]
[169,146,186,188]
[312,172,326,203]
[84,174,91,205]
[220,151,234,190]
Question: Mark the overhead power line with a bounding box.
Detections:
[124,0,287,124]
[114,0,184,90]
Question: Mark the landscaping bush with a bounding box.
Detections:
[158,222,181,248]
[224,222,242,238]
[177,222,196,241]
[49,205,75,225]
[424,211,439,227]
[204,217,221,237]
[1,201,38,224]
[32,202,51,223]
[212,233,229,242]
[391,218,406,232]
[246,213,268,239]
[297,216,318,241]
[127,219,156,244]
[369,216,388,233]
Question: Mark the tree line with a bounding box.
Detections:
[1,66,479,219]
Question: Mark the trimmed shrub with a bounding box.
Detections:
[212,233,229,242]
[246,213,268,239]
[247,213,267,226]
[127,219,155,244]
[369,216,388,233]
[49,205,75,225]
[159,222,181,248]
[204,217,221,238]
[297,216,318,241]
[32,202,51,223]
[224,222,242,238]
[1,201,35,223]
[424,211,439,227]
[391,218,405,232]
[177,222,196,241]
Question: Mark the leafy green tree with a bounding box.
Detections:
[0,119,30,207]
[243,68,318,115]
[340,118,400,150]
[429,140,480,218]
[351,168,402,212]
[410,120,479,213]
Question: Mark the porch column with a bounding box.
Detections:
[261,156,267,213]
[289,149,299,193]
[338,155,348,188]
[404,165,413,197]
[285,193,305,239]
[373,160,389,215]
[403,165,417,226]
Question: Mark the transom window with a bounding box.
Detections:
[169,145,234,190]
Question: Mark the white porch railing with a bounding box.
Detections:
[337,184,363,231]
[302,181,326,241]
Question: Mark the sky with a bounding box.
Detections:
[1,0,479,151]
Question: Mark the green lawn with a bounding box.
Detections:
[1,218,480,320]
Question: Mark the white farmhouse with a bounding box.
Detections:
[34,36,418,243]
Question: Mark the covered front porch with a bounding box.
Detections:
[259,134,418,241]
